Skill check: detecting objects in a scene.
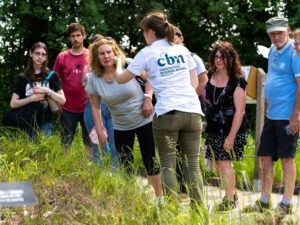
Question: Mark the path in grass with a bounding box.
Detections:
[137,176,300,223]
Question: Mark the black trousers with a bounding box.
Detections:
[114,122,160,176]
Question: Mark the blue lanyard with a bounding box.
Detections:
[41,71,55,87]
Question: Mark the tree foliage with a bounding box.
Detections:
[0,0,292,123]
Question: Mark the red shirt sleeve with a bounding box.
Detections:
[53,53,63,78]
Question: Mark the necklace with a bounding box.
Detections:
[212,74,226,105]
[213,85,225,105]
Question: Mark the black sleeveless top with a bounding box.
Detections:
[203,71,247,136]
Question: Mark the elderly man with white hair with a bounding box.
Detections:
[246,16,300,215]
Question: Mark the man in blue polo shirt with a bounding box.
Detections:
[249,17,300,215]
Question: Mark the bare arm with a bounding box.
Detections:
[116,68,136,84]
[89,93,107,151]
[34,87,66,105]
[50,90,66,105]
[223,86,246,151]
[190,68,199,91]
[196,71,208,96]
[289,77,300,135]
[10,92,45,109]
[141,71,153,118]
[113,57,136,84]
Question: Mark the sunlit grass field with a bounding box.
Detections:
[0,125,299,224]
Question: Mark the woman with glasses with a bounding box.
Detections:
[85,37,163,203]
[203,42,247,211]
[114,12,204,207]
[9,42,65,137]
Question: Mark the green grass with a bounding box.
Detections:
[0,126,299,224]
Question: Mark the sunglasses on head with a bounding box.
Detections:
[175,32,182,37]
[94,36,113,42]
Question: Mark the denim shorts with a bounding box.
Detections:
[257,118,299,161]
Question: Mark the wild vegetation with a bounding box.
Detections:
[0,126,299,224]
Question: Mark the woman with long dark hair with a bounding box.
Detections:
[203,42,247,211]
[9,42,65,137]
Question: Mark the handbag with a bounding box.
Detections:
[2,101,45,130]
[46,96,59,113]
[135,76,156,105]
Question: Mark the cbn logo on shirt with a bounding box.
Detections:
[157,52,185,67]
[157,52,187,77]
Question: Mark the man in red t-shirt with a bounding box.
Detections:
[53,23,92,151]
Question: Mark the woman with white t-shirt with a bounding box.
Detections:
[85,37,163,202]
[115,12,203,206]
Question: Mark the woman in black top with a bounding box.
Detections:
[10,42,65,137]
[203,42,247,211]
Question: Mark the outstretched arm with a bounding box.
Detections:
[114,56,136,84]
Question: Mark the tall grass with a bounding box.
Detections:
[0,127,299,224]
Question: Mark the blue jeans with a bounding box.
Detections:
[29,122,52,139]
[84,99,118,169]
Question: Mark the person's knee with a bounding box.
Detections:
[281,157,295,168]
[215,160,231,170]
[259,156,273,168]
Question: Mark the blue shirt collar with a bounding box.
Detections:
[276,40,292,55]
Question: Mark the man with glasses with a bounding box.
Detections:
[53,23,92,152]
[246,17,300,215]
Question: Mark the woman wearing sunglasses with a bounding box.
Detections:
[114,12,204,207]
[85,37,163,203]
[9,42,65,137]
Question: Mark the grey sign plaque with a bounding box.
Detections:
[0,181,37,207]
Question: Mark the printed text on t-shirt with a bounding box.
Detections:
[157,52,186,77]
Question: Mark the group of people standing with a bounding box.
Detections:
[6,12,300,214]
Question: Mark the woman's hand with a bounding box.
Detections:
[223,135,234,151]
[34,86,50,95]
[142,97,153,118]
[98,127,108,152]
[113,56,123,73]
[29,93,45,102]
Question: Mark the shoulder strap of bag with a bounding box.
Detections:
[41,71,55,87]
[21,74,34,88]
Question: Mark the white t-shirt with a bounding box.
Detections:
[192,53,207,76]
[128,39,202,116]
[86,73,153,130]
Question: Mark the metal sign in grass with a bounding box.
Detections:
[0,181,37,207]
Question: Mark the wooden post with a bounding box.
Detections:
[253,68,266,192]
